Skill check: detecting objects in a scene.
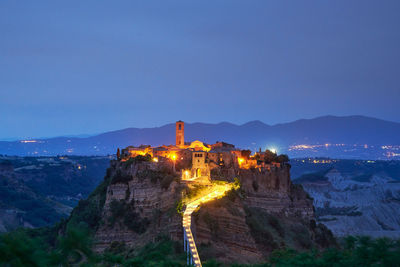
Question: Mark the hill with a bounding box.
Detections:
[0,156,110,232]
[1,115,400,159]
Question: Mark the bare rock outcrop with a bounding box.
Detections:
[69,160,335,264]
[90,159,183,252]
[191,165,335,264]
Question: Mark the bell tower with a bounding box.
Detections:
[176,120,185,148]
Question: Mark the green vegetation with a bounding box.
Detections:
[200,236,400,267]
[268,236,400,267]
[0,181,65,227]
[262,150,289,164]
[0,228,188,266]
[245,207,279,250]
[2,226,399,267]
[111,169,132,184]
[108,199,150,234]
[175,199,184,215]
[137,168,178,189]
[0,156,110,229]
[244,207,333,252]
[241,150,252,159]
[68,173,111,230]
[122,154,152,166]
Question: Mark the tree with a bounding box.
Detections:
[276,154,289,163]
[116,148,121,160]
[241,150,252,159]
[264,150,277,163]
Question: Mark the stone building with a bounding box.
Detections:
[121,120,285,181]
[191,151,210,178]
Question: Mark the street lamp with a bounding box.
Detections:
[171,154,177,172]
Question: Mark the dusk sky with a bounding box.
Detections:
[1,1,399,140]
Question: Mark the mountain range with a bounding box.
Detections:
[1,115,400,159]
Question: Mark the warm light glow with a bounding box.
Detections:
[171,154,177,161]
[182,181,237,266]
[152,157,158,162]
[130,151,146,156]
[182,170,192,180]
[238,157,244,164]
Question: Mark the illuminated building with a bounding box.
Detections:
[176,120,185,148]
[120,120,286,180]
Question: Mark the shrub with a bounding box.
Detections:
[245,207,278,249]
[106,241,126,254]
[160,174,175,190]
[276,154,289,163]
[108,199,150,234]
[291,224,312,249]
[175,200,184,215]
[111,170,132,184]
[124,212,150,234]
[71,198,102,229]
[137,169,176,187]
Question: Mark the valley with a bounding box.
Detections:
[0,156,110,232]
[292,159,400,238]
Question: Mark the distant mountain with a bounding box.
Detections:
[0,115,399,159]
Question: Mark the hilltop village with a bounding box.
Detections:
[81,120,335,266]
[119,120,289,181]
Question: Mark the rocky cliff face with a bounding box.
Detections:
[71,160,334,264]
[298,169,400,238]
[193,165,334,264]
[92,159,183,252]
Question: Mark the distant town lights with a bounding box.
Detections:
[20,140,37,143]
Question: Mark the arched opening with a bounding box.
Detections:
[196,168,201,177]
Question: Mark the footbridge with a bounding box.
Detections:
[182,183,234,266]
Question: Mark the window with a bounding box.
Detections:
[179,125,181,130]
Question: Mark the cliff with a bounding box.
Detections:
[66,160,335,264]
[192,165,334,264]
[297,168,400,238]
[93,159,183,252]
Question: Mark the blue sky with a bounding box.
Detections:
[1,0,399,140]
